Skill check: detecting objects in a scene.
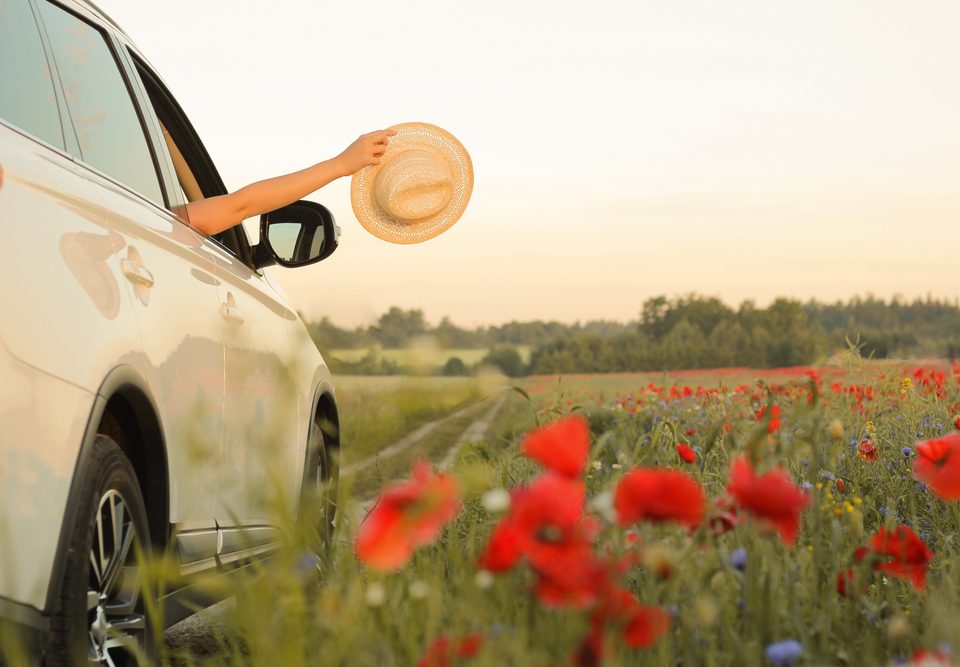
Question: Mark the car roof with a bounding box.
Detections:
[68,0,131,40]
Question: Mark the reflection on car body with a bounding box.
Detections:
[0,0,341,663]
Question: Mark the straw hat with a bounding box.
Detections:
[351,122,473,244]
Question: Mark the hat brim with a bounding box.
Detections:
[350,122,473,245]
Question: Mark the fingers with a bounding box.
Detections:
[365,129,397,142]
[352,129,396,169]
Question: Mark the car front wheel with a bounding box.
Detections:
[46,434,154,666]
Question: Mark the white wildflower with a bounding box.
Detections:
[474,570,495,589]
[408,579,430,600]
[590,490,617,523]
[481,488,511,514]
[364,582,386,607]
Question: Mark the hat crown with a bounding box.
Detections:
[374,149,453,222]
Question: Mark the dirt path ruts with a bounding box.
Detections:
[341,394,497,477]
[438,390,507,471]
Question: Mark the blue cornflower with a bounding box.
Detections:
[296,551,321,574]
[765,639,803,666]
[730,548,747,571]
[902,447,913,456]
[802,482,813,491]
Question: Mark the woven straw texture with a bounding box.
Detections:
[351,122,473,244]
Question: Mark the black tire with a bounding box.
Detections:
[45,435,154,666]
[301,421,339,560]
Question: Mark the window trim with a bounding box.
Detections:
[0,0,71,152]
[127,51,257,269]
[32,0,169,210]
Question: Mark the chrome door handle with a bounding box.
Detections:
[220,302,244,324]
[120,258,155,287]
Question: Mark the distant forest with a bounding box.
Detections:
[303,295,960,376]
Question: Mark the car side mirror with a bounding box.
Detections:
[252,200,340,269]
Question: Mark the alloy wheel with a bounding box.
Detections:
[86,489,146,666]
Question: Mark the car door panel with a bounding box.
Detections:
[0,126,139,610]
[88,176,225,540]
[207,245,302,535]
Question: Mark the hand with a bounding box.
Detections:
[335,129,397,176]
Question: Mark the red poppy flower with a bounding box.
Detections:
[726,458,809,545]
[593,586,671,649]
[857,439,877,461]
[623,604,671,648]
[837,547,870,596]
[477,520,523,572]
[869,525,933,590]
[356,461,460,571]
[836,569,855,596]
[614,468,706,529]
[417,633,483,667]
[532,541,608,608]
[909,648,952,666]
[756,405,782,433]
[478,473,601,607]
[954,415,960,431]
[708,497,739,536]
[913,433,960,500]
[521,415,590,478]
[676,444,697,463]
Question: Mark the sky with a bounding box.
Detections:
[96,0,960,327]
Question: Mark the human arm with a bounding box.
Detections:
[183,129,396,236]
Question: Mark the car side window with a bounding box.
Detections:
[0,0,65,149]
[37,1,165,207]
[129,56,256,265]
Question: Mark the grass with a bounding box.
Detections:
[5,360,960,666]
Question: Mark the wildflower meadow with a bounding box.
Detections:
[10,359,960,667]
[339,360,960,667]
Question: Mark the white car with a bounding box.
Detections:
[0,0,341,663]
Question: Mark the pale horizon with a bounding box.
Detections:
[96,0,960,327]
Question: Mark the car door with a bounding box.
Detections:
[112,46,303,562]
[34,0,225,570]
[207,245,301,561]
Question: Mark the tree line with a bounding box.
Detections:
[303,295,960,375]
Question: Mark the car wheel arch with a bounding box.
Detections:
[44,365,169,614]
[314,390,340,453]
